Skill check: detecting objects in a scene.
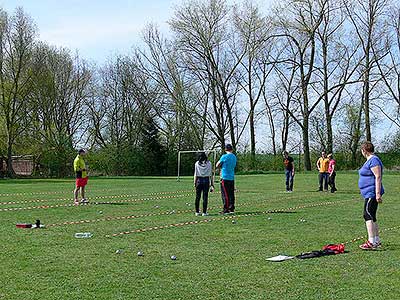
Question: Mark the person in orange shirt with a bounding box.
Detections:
[316,151,330,192]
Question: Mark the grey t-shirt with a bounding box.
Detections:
[194,161,212,177]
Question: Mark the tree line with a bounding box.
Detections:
[0,0,400,177]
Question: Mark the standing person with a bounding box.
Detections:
[327,153,337,193]
[282,151,295,192]
[316,151,330,192]
[73,149,89,205]
[358,141,384,250]
[216,144,237,214]
[193,152,214,216]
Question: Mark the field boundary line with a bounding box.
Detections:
[343,224,400,245]
[0,193,194,212]
[106,199,351,237]
[0,190,194,206]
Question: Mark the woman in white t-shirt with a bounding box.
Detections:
[194,152,214,216]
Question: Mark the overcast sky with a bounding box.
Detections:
[0,0,275,63]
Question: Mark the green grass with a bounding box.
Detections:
[0,173,399,300]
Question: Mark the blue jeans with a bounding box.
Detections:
[285,169,294,191]
[319,172,329,191]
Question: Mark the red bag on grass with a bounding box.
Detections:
[322,243,345,254]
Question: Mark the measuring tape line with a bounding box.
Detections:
[106,199,350,237]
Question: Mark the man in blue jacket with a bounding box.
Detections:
[216,144,237,214]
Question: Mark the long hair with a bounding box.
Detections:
[197,152,208,164]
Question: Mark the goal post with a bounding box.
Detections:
[177,150,217,182]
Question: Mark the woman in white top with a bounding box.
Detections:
[194,152,214,216]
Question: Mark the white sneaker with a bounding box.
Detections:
[202,213,209,216]
[195,212,201,216]
[80,198,89,204]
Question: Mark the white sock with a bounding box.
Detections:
[368,237,374,244]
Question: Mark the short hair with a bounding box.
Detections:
[78,149,86,154]
[361,141,374,154]
[225,144,233,151]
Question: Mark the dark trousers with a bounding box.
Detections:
[221,179,235,213]
[195,178,210,213]
[319,172,329,191]
[328,172,337,192]
[285,169,294,191]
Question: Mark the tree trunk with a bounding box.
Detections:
[303,115,312,171]
[249,108,256,165]
[6,138,15,178]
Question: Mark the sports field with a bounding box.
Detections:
[0,173,399,300]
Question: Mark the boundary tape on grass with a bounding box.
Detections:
[0,193,193,212]
[45,203,245,227]
[343,224,400,245]
[106,200,349,238]
[0,190,194,206]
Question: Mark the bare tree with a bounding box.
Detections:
[0,8,36,177]
[169,0,246,150]
[29,45,92,176]
[345,0,390,141]
[372,4,400,127]
[233,0,277,162]
[273,0,327,170]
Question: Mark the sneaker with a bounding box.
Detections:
[195,212,201,216]
[220,211,230,215]
[359,240,378,250]
[80,198,89,204]
[376,241,382,247]
[74,200,80,206]
[229,211,235,214]
[202,213,209,216]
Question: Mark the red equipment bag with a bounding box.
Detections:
[322,243,345,254]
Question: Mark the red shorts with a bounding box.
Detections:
[76,177,88,188]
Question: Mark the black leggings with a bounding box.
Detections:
[363,197,378,222]
[195,178,210,213]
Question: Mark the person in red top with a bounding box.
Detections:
[327,153,337,193]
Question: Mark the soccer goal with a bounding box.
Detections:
[177,150,217,182]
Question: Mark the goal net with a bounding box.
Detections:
[177,150,217,182]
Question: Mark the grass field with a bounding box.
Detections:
[1,173,399,300]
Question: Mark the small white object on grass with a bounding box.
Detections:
[115,249,123,254]
[137,251,144,256]
[266,255,294,262]
[232,220,237,224]
[170,255,177,260]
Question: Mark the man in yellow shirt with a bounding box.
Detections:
[316,151,330,192]
[74,149,88,205]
